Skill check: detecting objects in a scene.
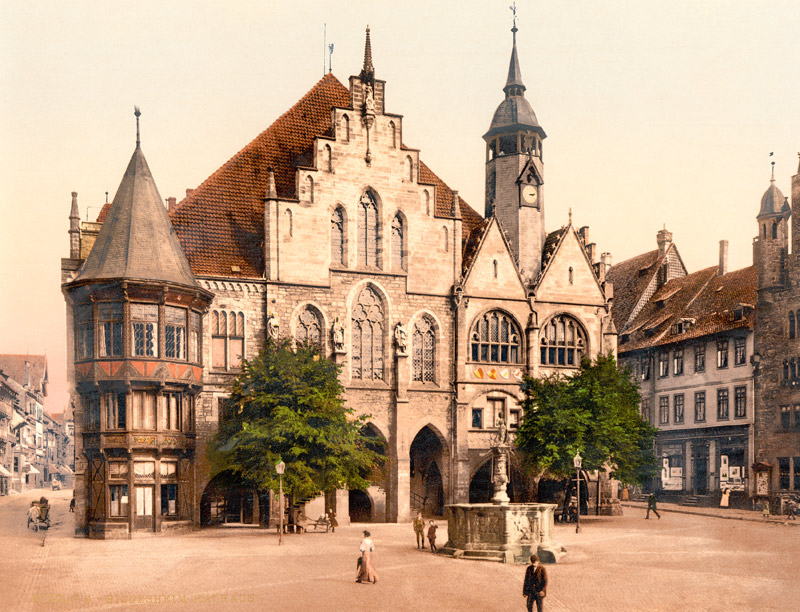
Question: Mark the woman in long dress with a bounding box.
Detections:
[356,530,378,584]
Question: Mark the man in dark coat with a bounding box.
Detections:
[522,554,547,612]
[645,492,661,519]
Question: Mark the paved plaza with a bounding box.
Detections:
[1,489,798,612]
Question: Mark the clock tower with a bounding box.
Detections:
[483,23,547,285]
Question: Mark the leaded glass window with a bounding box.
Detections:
[98,303,123,357]
[358,192,379,268]
[165,306,186,360]
[131,304,158,357]
[76,304,94,360]
[539,315,585,367]
[296,306,322,347]
[470,311,521,364]
[352,286,384,380]
[412,316,435,382]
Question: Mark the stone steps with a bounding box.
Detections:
[438,547,507,563]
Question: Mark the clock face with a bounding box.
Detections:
[522,185,537,205]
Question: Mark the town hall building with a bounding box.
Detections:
[61,26,616,537]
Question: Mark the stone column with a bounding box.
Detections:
[388,333,411,523]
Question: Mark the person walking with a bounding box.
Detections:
[427,520,438,553]
[356,530,378,584]
[720,487,730,508]
[645,493,660,519]
[413,512,425,549]
[69,493,76,513]
[327,509,338,533]
[787,497,798,521]
[522,554,548,612]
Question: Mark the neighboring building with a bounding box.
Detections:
[0,355,49,492]
[0,373,15,495]
[610,234,756,505]
[62,26,616,537]
[753,160,800,505]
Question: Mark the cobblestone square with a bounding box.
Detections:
[2,489,798,612]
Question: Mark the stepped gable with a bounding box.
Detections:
[621,265,756,352]
[607,249,662,332]
[170,73,483,278]
[0,354,48,395]
[75,144,200,289]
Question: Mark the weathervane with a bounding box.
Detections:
[510,2,517,30]
[328,43,334,73]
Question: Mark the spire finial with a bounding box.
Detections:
[568,208,572,224]
[771,160,776,182]
[360,26,374,85]
[504,6,525,96]
[510,2,518,34]
[134,106,141,147]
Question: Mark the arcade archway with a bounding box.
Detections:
[200,470,266,526]
[410,426,445,516]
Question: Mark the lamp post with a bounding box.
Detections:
[573,451,582,534]
[276,459,285,545]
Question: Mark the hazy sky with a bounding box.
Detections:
[1,1,798,414]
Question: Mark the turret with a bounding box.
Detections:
[69,192,81,259]
[483,22,546,285]
[754,165,789,290]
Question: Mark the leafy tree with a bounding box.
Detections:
[210,337,384,500]
[515,353,658,485]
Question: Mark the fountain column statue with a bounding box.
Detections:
[492,413,511,504]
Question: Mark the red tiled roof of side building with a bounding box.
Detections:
[96,202,112,223]
[607,249,663,332]
[168,73,483,278]
[619,265,756,352]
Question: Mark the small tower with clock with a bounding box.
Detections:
[483,21,547,285]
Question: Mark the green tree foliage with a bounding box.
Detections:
[515,353,658,484]
[210,337,384,500]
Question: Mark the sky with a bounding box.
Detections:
[1,1,798,415]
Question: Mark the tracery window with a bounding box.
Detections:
[412,316,435,382]
[351,286,384,380]
[358,192,379,268]
[296,305,323,347]
[391,214,405,271]
[539,315,586,367]
[470,311,521,364]
[331,207,345,266]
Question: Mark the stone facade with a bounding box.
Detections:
[63,27,617,534]
[753,160,800,504]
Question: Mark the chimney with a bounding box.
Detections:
[601,252,613,276]
[578,226,589,244]
[657,226,673,257]
[185,188,194,198]
[718,239,728,276]
[166,197,177,212]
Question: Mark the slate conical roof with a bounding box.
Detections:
[74,143,200,289]
[758,179,786,219]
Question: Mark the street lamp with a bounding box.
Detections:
[573,451,582,534]
[276,459,286,545]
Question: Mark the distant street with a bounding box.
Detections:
[1,489,798,612]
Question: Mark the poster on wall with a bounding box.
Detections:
[756,471,769,496]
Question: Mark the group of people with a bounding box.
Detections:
[412,512,438,552]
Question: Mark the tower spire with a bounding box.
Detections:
[360,26,374,85]
[134,106,141,148]
[504,5,525,96]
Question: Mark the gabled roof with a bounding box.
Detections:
[0,355,48,397]
[460,215,528,293]
[75,144,200,289]
[532,223,604,296]
[607,246,684,333]
[169,72,483,278]
[618,265,756,352]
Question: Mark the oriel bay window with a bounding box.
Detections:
[165,306,186,360]
[98,303,123,357]
[131,304,158,357]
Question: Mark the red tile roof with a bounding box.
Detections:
[607,249,663,332]
[168,73,483,278]
[618,265,756,352]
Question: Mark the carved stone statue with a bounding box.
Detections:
[332,317,345,353]
[495,412,508,446]
[267,313,280,339]
[364,83,375,115]
[394,322,407,355]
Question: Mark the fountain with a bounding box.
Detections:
[442,415,566,564]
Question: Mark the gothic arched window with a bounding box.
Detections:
[772,222,777,239]
[412,316,435,382]
[358,192,379,268]
[305,176,314,203]
[790,311,796,339]
[540,314,586,367]
[323,144,333,172]
[391,214,405,271]
[470,311,521,364]
[342,114,350,142]
[389,121,397,148]
[331,207,345,266]
[352,286,384,380]
[296,305,323,347]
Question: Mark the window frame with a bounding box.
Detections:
[659,396,669,425]
[97,302,123,358]
[673,348,684,376]
[694,344,706,372]
[733,337,746,366]
[734,386,747,418]
[412,315,436,383]
[471,311,523,365]
[538,314,585,368]
[717,388,729,420]
[673,394,684,424]
[716,339,729,369]
[694,391,706,423]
